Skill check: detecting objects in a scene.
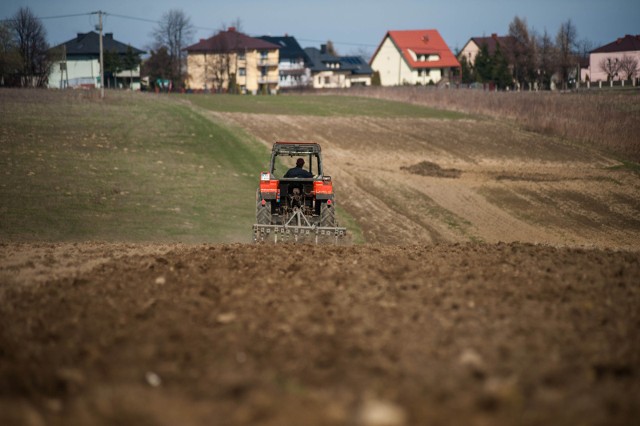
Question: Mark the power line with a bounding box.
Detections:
[0,12,91,23]
[39,12,93,20]
[2,10,378,49]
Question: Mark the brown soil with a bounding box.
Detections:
[400,161,462,178]
[2,107,640,426]
[218,112,640,249]
[1,242,639,426]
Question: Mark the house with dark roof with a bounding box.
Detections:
[370,29,460,86]
[257,35,311,89]
[588,34,640,83]
[185,28,280,94]
[49,31,144,89]
[304,45,373,89]
[458,34,515,66]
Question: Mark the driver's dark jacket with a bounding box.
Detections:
[284,166,313,178]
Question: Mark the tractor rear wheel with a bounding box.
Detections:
[319,202,336,227]
[256,199,272,225]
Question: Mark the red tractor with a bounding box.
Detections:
[253,142,346,243]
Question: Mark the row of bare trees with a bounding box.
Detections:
[461,16,639,90]
[460,16,603,90]
[598,55,639,81]
[0,7,52,87]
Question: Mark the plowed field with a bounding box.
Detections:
[1,93,639,426]
[1,242,639,426]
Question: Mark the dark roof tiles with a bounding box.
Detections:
[256,36,309,62]
[591,35,640,54]
[185,29,280,53]
[51,31,144,56]
[304,47,372,75]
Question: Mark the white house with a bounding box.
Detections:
[49,32,144,89]
[304,45,373,89]
[370,29,460,86]
[588,34,640,83]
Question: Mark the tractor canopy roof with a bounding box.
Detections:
[272,141,321,156]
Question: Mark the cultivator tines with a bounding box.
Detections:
[253,223,346,244]
[253,207,346,244]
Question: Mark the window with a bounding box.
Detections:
[238,68,246,76]
[238,52,245,61]
[324,76,330,85]
[260,51,268,59]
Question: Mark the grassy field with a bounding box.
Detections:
[185,93,469,119]
[0,90,373,243]
[0,90,276,242]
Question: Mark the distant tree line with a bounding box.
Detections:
[459,16,596,90]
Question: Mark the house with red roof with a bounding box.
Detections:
[185,27,280,94]
[588,35,640,83]
[370,30,460,86]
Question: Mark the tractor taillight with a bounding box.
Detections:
[327,199,332,205]
[261,199,266,206]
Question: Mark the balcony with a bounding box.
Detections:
[258,76,279,84]
[257,58,278,67]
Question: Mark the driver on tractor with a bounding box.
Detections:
[284,158,313,178]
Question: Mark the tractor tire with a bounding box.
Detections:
[256,199,272,225]
[319,201,336,227]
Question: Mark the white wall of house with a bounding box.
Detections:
[348,75,372,86]
[588,51,640,82]
[371,36,415,86]
[414,68,442,85]
[115,66,142,90]
[278,58,311,87]
[49,58,100,88]
[312,70,349,88]
[458,40,480,65]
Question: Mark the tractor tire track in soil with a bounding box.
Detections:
[1,242,639,426]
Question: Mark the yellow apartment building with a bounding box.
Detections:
[185,28,280,94]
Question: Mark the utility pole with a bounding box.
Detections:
[92,11,105,99]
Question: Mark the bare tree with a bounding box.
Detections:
[325,40,338,56]
[508,16,536,88]
[577,38,594,61]
[555,19,579,90]
[618,54,639,81]
[0,21,21,86]
[535,29,556,89]
[12,7,52,87]
[153,9,194,87]
[599,57,621,81]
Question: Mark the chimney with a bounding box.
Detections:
[105,33,113,40]
[491,33,498,39]
[229,26,236,32]
[320,44,327,54]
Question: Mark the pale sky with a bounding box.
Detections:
[2,0,639,56]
